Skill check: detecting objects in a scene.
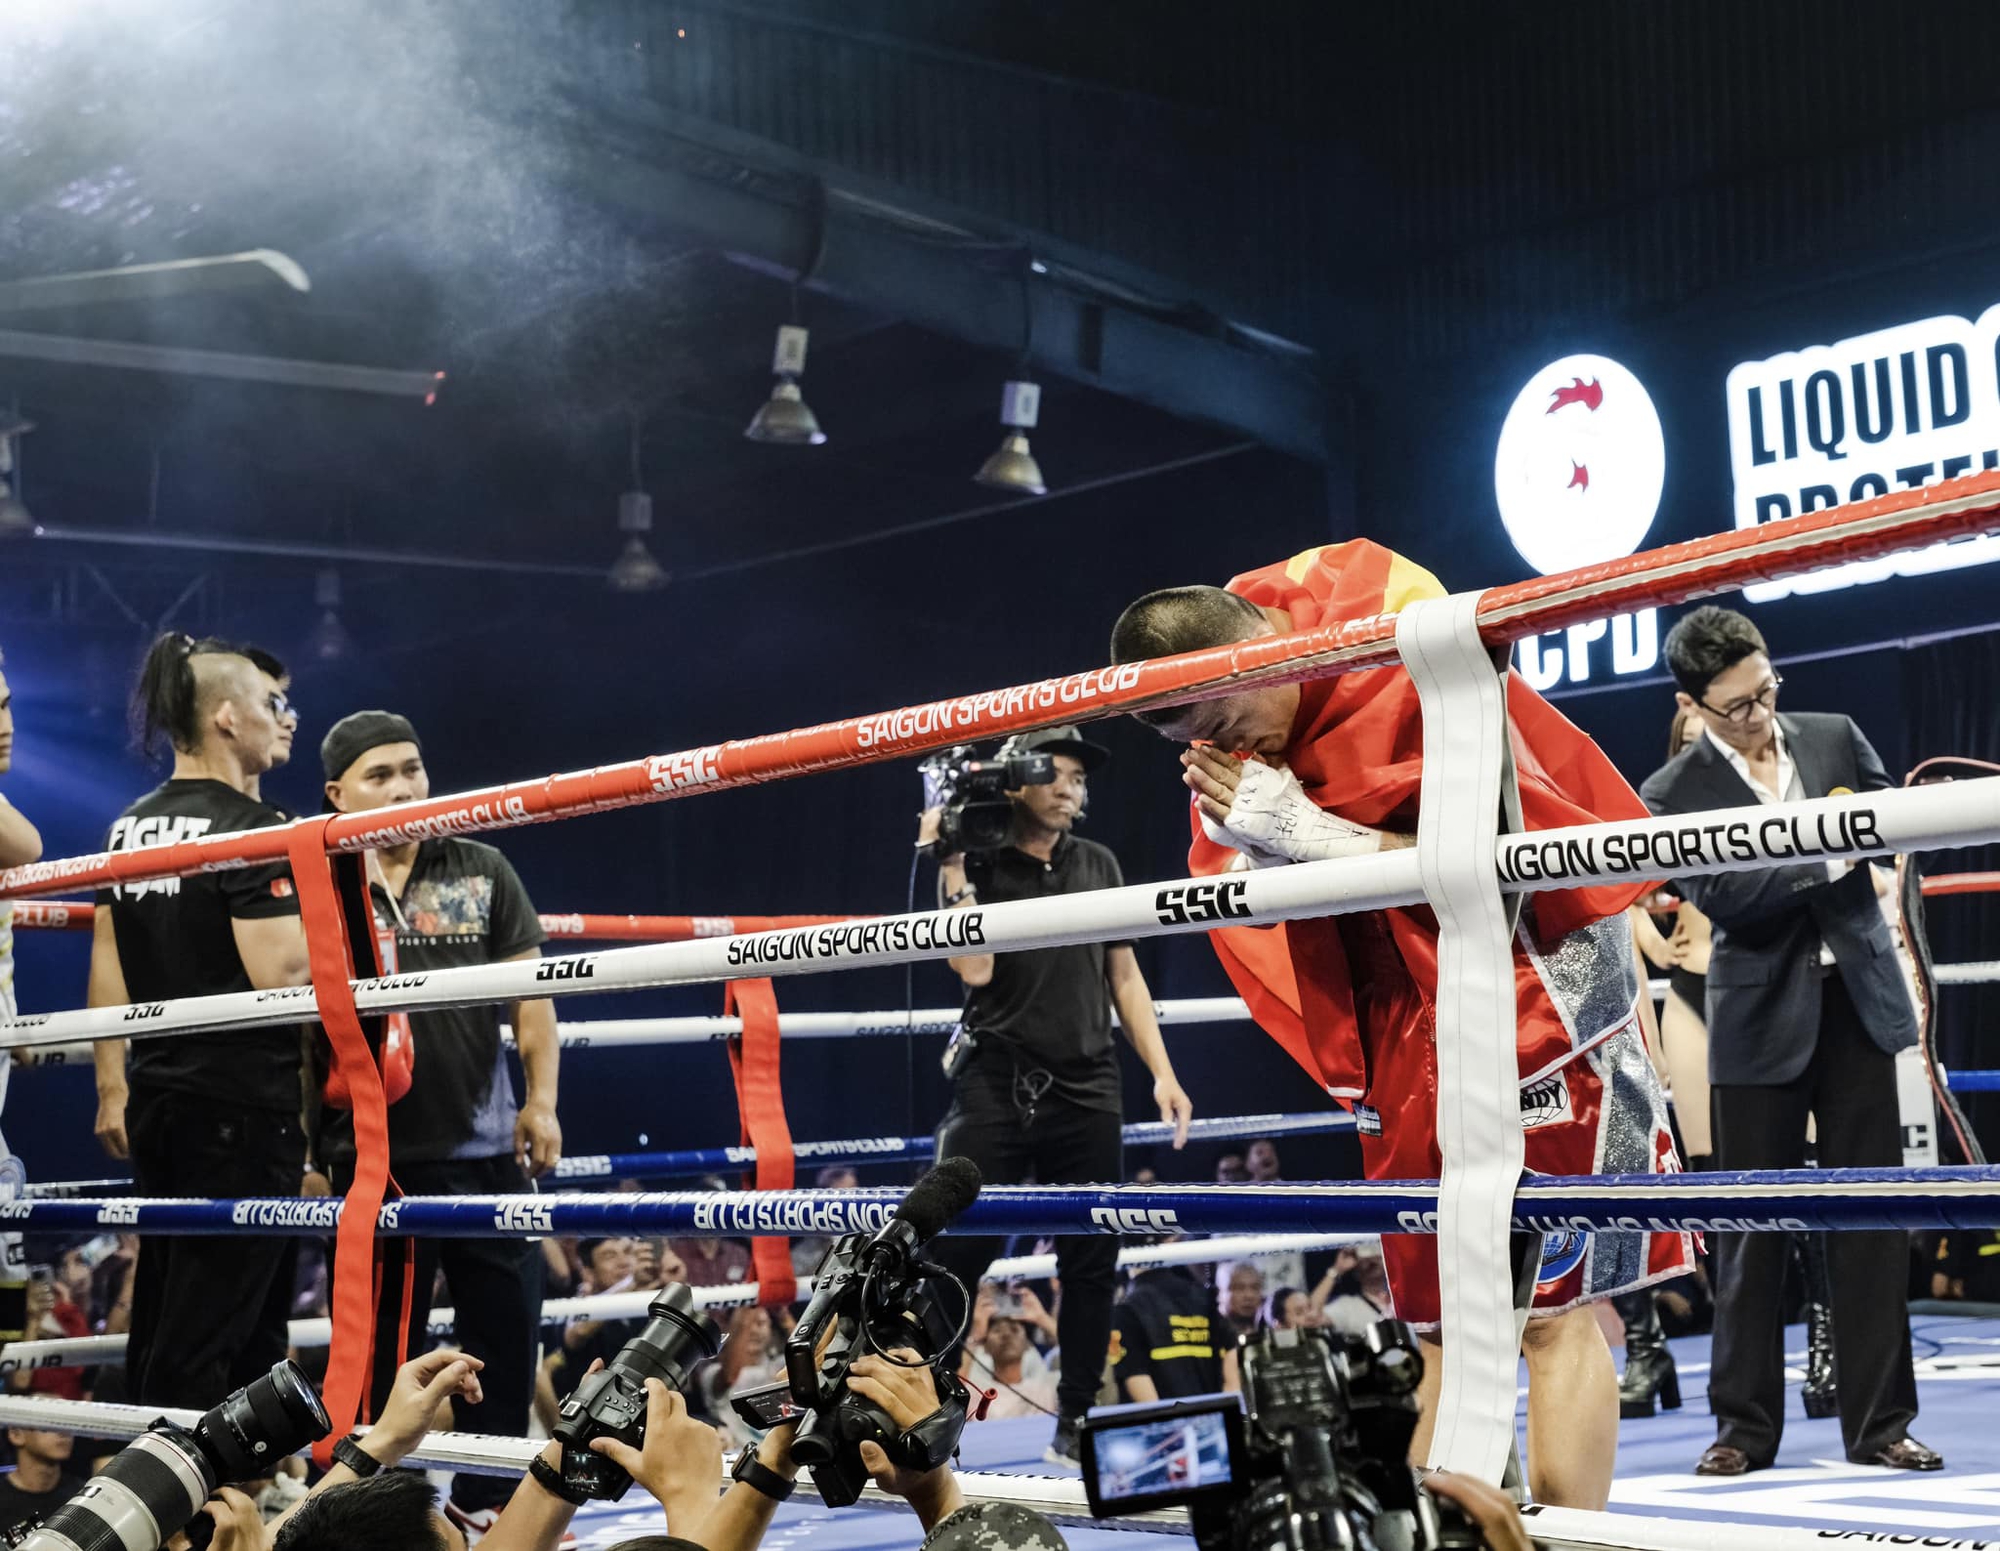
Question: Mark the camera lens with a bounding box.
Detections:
[195,1359,332,1480]
[14,1362,329,1551]
[617,1284,721,1392]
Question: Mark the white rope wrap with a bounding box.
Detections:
[1398,593,1526,1484]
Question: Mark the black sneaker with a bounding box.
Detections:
[1045,1412,1082,1467]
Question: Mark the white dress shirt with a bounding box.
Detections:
[1703,722,1843,962]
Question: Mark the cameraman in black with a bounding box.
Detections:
[918,725,1194,1467]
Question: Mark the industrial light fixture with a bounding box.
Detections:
[744,324,826,446]
[0,410,34,537]
[608,419,668,592]
[609,496,669,592]
[974,380,1046,495]
[308,568,352,661]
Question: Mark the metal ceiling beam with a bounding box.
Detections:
[24,523,605,579]
[575,113,1337,465]
[0,329,444,401]
[0,250,310,317]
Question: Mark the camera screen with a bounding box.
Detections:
[1080,1396,1242,1516]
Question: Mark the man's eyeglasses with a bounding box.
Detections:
[266,693,297,722]
[1699,675,1781,724]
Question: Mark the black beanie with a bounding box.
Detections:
[320,710,422,782]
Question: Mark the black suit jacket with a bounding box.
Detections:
[1638,712,1916,1086]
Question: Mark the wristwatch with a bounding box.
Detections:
[331,1436,383,1478]
[731,1443,796,1503]
[943,885,978,908]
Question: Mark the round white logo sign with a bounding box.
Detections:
[1493,354,1666,576]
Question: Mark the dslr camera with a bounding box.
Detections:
[732,1158,982,1507]
[1079,1322,1483,1551]
[918,744,1054,857]
[7,1359,328,1551]
[551,1280,720,1500]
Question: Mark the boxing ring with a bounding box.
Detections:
[5,473,2000,1549]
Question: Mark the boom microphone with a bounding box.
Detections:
[764,1155,986,1507]
[862,1156,983,1275]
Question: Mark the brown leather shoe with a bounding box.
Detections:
[1862,1438,1944,1471]
[1694,1444,1755,1476]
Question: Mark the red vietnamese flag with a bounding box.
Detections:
[1188,540,1654,1099]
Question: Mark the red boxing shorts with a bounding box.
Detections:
[1344,909,1696,1331]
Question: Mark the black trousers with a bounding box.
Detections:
[1707,976,1917,1464]
[127,1089,303,1408]
[331,1154,545,1512]
[929,1080,1123,1420]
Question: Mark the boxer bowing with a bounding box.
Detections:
[1111,541,1692,1511]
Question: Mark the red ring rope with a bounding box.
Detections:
[6,904,853,939]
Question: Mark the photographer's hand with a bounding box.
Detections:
[922,808,991,987]
[849,1351,967,1531]
[201,1486,271,1551]
[1421,1471,1533,1551]
[587,1377,725,1535]
[256,1350,465,1540]
[917,806,955,859]
[696,1421,803,1551]
[359,1349,486,1466]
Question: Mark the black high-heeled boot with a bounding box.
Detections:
[1616,1290,1681,1418]
[1796,1232,1838,1419]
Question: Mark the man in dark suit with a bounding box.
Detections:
[1641,605,1937,1477]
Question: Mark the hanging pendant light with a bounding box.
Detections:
[974,380,1046,495]
[745,324,826,446]
[608,418,668,593]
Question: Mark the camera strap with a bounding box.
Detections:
[724,978,798,1306]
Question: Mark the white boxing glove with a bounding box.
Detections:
[1209,760,1387,865]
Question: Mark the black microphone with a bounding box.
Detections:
[862,1157,983,1275]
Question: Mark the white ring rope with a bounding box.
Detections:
[0,1232,1367,1370]
[15,963,2000,1070]
[3,998,1252,1068]
[3,781,1994,1054]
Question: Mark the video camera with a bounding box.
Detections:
[919,744,1055,857]
[733,1157,983,1507]
[551,1280,720,1500]
[6,1359,328,1551]
[1079,1322,1482,1551]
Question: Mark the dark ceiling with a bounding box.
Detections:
[5,0,2000,637]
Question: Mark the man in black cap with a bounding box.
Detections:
[917,725,1192,1466]
[314,710,563,1538]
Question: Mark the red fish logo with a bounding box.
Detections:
[1546,377,1603,414]
[1496,354,1664,577]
